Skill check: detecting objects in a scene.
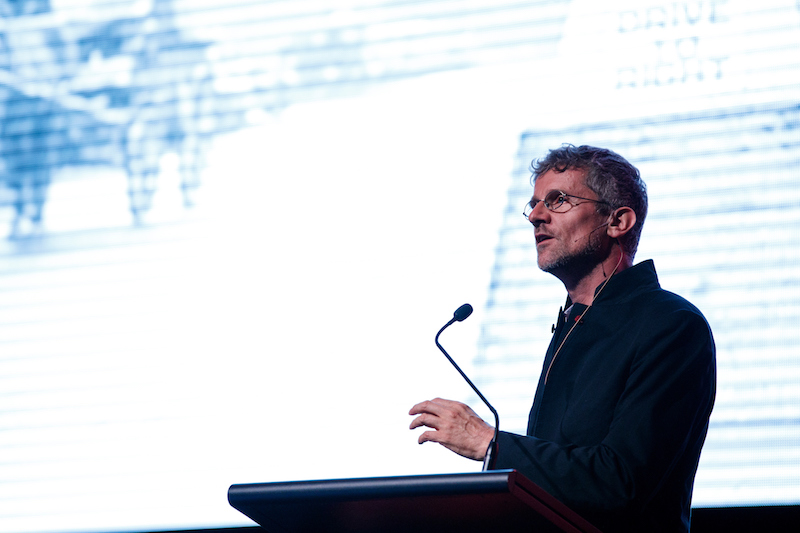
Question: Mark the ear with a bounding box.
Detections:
[606,207,636,239]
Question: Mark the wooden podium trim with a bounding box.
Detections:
[228,470,601,533]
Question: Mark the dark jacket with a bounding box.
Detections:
[493,260,716,532]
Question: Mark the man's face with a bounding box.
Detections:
[528,168,610,276]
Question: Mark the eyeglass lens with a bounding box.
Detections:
[524,190,569,217]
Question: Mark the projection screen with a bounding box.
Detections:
[0,1,798,532]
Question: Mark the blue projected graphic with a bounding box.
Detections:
[0,0,233,234]
[0,1,798,532]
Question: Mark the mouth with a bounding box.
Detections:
[535,234,553,245]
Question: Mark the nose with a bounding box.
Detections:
[528,200,548,228]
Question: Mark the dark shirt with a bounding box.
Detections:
[493,260,716,532]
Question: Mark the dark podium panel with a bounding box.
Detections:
[228,469,601,533]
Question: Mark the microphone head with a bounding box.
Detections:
[453,303,473,322]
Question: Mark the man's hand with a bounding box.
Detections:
[408,398,494,461]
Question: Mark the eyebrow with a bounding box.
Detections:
[530,189,562,201]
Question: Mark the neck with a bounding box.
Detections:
[563,251,631,305]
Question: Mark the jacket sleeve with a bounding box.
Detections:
[492,307,716,519]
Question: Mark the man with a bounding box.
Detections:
[409,145,716,532]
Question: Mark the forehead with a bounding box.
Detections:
[533,168,590,198]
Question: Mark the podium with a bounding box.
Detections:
[228,469,601,533]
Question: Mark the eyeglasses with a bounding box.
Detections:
[523,190,610,218]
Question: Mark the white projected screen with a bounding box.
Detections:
[1,1,798,532]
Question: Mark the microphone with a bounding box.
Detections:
[571,222,609,243]
[453,303,473,322]
[435,304,499,471]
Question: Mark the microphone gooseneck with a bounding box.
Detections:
[435,304,499,471]
[571,222,610,243]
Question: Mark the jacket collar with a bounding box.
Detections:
[562,259,660,310]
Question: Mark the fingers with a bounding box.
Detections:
[409,398,494,461]
[408,413,434,431]
[408,402,430,417]
[408,398,455,431]
[417,429,440,445]
[409,408,447,443]
[408,397,448,416]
